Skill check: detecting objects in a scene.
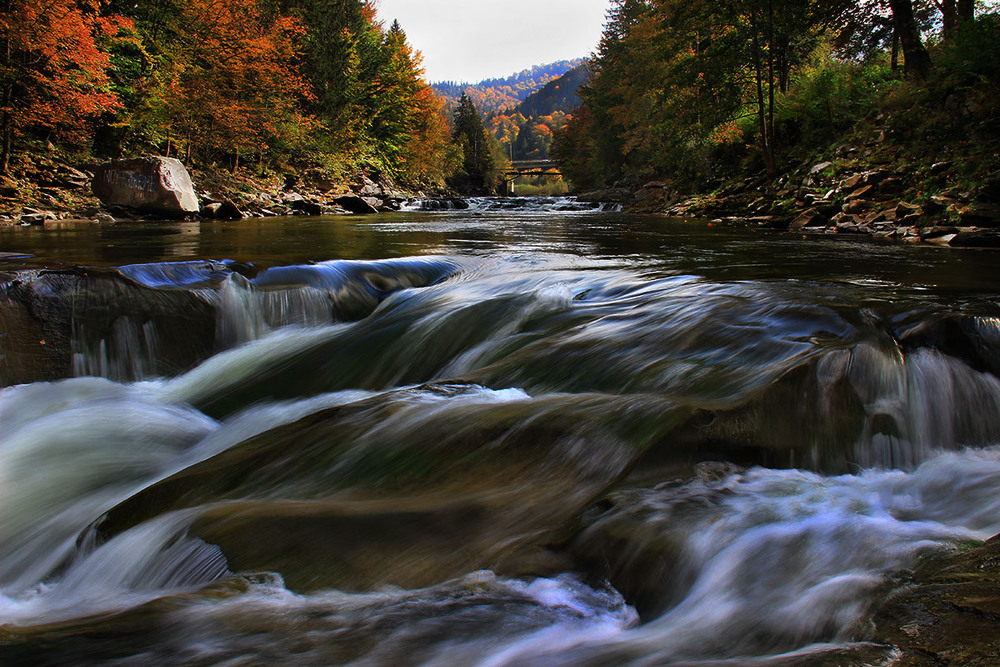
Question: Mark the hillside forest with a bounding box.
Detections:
[553,0,1000,196]
[5,0,999,204]
[0,0,503,193]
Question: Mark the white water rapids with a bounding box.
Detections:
[1,211,1000,664]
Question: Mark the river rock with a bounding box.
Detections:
[790,207,826,231]
[959,204,1000,227]
[867,534,1000,664]
[578,187,634,204]
[335,195,379,215]
[19,210,56,225]
[358,178,384,198]
[93,157,200,216]
[216,199,245,220]
[952,229,1000,247]
[0,269,217,386]
[290,198,323,216]
[878,177,903,195]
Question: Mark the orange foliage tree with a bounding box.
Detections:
[149,0,314,170]
[0,0,127,172]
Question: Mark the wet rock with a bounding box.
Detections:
[336,195,379,215]
[833,213,864,233]
[790,208,827,231]
[417,198,469,211]
[92,156,200,216]
[19,210,57,225]
[290,198,323,216]
[899,315,1000,377]
[921,227,959,244]
[951,229,1000,247]
[99,388,662,592]
[0,269,217,386]
[751,215,790,229]
[868,535,1000,665]
[202,199,245,220]
[959,204,1000,227]
[220,199,246,220]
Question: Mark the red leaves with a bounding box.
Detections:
[154,0,314,159]
[2,0,121,135]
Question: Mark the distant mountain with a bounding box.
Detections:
[516,64,590,118]
[433,59,585,114]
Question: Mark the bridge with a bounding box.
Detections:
[503,159,562,195]
[505,159,561,177]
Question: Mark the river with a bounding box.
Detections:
[1,200,1000,665]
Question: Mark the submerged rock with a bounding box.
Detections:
[99,387,671,591]
[0,268,217,386]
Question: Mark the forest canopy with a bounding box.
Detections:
[553,0,1000,190]
[0,0,458,187]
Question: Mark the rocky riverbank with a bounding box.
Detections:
[604,133,1000,247]
[0,153,451,225]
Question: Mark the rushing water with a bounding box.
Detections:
[2,199,1000,665]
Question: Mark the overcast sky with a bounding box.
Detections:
[375,0,611,83]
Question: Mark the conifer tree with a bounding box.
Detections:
[449,93,502,193]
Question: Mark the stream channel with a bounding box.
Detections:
[1,199,1000,665]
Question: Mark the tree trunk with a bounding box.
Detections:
[957,0,974,24]
[1,0,11,174]
[750,11,776,176]
[889,0,932,79]
[941,0,957,40]
[1,117,11,175]
[891,28,900,71]
[766,0,776,174]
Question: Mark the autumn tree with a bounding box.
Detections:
[183,1,309,168]
[0,0,127,173]
[555,0,860,184]
[379,22,457,186]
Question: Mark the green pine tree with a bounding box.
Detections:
[449,93,502,194]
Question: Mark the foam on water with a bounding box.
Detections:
[480,448,1000,664]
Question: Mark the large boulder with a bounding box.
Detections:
[93,156,200,216]
[335,194,380,215]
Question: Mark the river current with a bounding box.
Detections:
[1,200,1000,665]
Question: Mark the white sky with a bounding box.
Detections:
[374,0,611,83]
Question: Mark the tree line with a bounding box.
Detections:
[554,0,1000,190]
[0,0,506,192]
